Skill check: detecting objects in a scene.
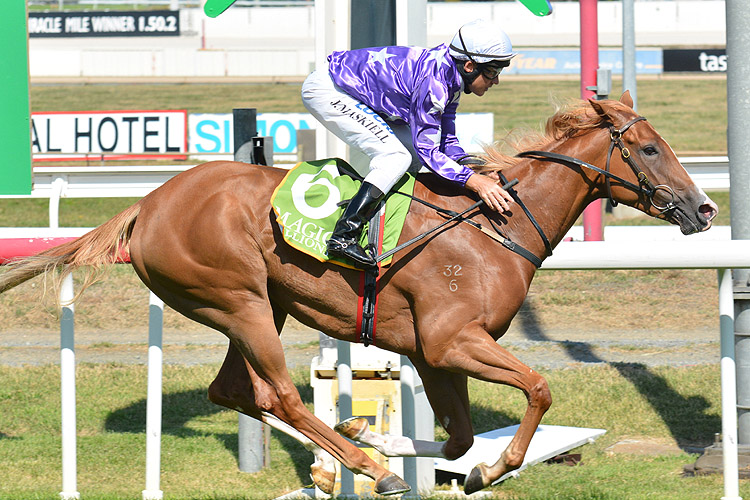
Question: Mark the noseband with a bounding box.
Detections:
[518,116,678,215]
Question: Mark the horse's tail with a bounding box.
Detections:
[0,201,142,301]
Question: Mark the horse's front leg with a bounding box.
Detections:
[421,321,552,495]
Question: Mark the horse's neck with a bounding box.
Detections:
[502,131,606,255]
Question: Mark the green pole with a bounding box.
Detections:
[0,2,32,195]
[204,0,237,18]
[518,0,553,17]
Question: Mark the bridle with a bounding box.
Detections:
[373,115,684,270]
[517,116,679,215]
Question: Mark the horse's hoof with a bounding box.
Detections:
[334,416,369,441]
[310,464,335,494]
[464,463,489,495]
[374,473,410,496]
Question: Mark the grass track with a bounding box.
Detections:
[1,364,748,500]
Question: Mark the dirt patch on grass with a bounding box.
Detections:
[605,436,704,456]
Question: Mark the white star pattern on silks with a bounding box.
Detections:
[424,49,452,71]
[367,47,396,66]
[446,160,464,173]
[423,127,441,146]
[450,89,461,104]
[428,93,446,115]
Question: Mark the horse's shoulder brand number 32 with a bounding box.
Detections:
[443,264,462,292]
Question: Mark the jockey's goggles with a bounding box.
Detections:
[478,60,509,80]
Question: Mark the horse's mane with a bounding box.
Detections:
[474,98,604,174]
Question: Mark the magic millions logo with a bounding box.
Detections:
[272,160,360,262]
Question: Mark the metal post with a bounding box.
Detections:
[60,273,80,500]
[233,107,266,473]
[580,0,603,241]
[400,356,435,498]
[350,0,396,50]
[395,0,426,47]
[720,270,742,500]
[233,108,257,164]
[313,0,350,162]
[400,356,418,497]
[336,340,355,496]
[621,0,637,111]
[252,136,274,166]
[728,0,750,452]
[143,292,164,500]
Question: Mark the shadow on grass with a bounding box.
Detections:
[516,301,719,449]
[103,381,315,484]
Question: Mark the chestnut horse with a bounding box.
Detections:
[0,93,717,495]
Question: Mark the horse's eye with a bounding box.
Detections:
[643,145,658,156]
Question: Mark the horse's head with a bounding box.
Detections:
[589,92,718,234]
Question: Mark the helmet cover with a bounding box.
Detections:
[448,19,516,64]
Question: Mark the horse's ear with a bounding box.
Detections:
[619,90,634,109]
[588,98,609,119]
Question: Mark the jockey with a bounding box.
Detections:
[302,19,516,269]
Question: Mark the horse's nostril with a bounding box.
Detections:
[699,203,717,222]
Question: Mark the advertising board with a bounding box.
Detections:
[29,110,491,163]
[507,49,662,75]
[189,112,493,160]
[32,110,188,161]
[663,49,726,73]
[28,10,180,38]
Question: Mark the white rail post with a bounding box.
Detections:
[60,272,80,500]
[336,340,355,497]
[719,269,742,500]
[49,176,66,229]
[143,292,164,500]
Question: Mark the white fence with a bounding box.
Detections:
[0,156,728,229]
[9,238,745,500]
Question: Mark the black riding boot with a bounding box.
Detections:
[327,182,385,269]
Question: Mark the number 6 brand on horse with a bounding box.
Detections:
[0,92,717,495]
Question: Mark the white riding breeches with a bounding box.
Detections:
[302,69,422,194]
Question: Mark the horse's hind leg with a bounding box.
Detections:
[212,303,409,495]
[208,341,336,493]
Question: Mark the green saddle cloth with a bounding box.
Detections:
[271,158,415,268]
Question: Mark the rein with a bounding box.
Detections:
[367,116,676,269]
[375,178,547,267]
[517,116,678,215]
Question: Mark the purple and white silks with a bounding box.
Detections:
[327,43,473,186]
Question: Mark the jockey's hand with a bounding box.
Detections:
[465,173,513,213]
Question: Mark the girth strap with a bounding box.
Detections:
[357,205,385,347]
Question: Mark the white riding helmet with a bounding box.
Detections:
[448,19,516,64]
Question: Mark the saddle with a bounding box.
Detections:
[271,158,415,346]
